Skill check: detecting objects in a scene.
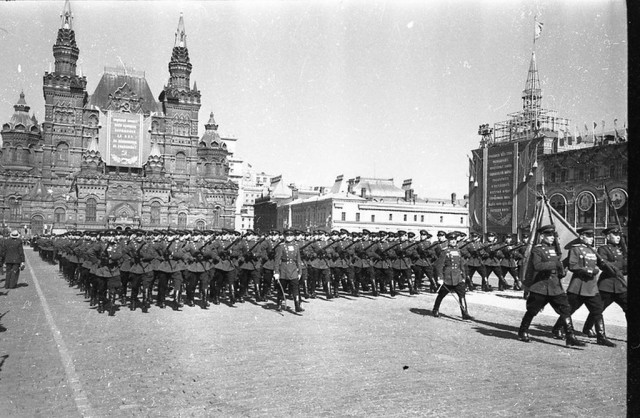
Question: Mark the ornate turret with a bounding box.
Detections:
[144,141,165,176]
[197,112,230,180]
[1,93,42,169]
[53,0,79,76]
[81,136,103,172]
[2,92,40,133]
[168,13,192,90]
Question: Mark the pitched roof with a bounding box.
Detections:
[88,69,161,115]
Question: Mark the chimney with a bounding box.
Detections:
[451,192,457,205]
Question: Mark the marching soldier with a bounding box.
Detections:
[260,230,281,300]
[392,231,416,295]
[498,234,523,290]
[432,232,473,320]
[412,230,437,293]
[126,230,156,312]
[238,230,266,303]
[273,229,305,313]
[87,230,123,316]
[310,230,334,299]
[483,232,509,291]
[183,230,211,308]
[372,231,395,296]
[517,224,585,346]
[464,232,490,291]
[214,229,243,305]
[550,227,615,347]
[582,226,627,338]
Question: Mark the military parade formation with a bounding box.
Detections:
[20,223,625,349]
[30,228,526,316]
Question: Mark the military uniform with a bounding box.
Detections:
[583,226,627,337]
[274,229,305,313]
[432,232,473,319]
[1,231,25,289]
[517,225,585,346]
[551,227,615,346]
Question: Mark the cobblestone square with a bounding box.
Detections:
[0,249,626,417]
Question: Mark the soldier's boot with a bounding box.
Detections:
[157,290,166,309]
[186,289,194,307]
[146,288,153,309]
[482,277,493,292]
[432,292,445,318]
[513,278,523,291]
[563,316,586,347]
[97,297,105,314]
[552,317,566,339]
[141,290,149,313]
[228,284,236,305]
[582,314,597,338]
[498,277,511,291]
[130,288,138,311]
[518,311,535,342]
[295,298,305,313]
[460,296,474,320]
[200,290,209,309]
[213,286,221,305]
[466,277,476,292]
[595,317,616,347]
[324,282,332,300]
[254,283,263,302]
[371,278,379,296]
[119,288,127,306]
[429,278,438,293]
[108,291,117,316]
[173,290,183,310]
[276,294,283,312]
[390,280,397,297]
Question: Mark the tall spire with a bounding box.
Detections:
[175,13,187,48]
[53,0,79,75]
[60,0,73,30]
[522,52,541,113]
[167,13,192,90]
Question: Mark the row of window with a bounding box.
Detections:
[3,198,212,227]
[548,163,627,183]
[340,212,465,225]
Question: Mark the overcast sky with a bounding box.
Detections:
[0,0,627,198]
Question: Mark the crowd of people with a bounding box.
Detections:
[26,225,625,349]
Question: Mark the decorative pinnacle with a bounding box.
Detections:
[175,13,187,48]
[60,0,73,30]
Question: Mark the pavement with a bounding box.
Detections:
[0,248,627,417]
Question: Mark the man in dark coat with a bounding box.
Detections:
[2,230,25,289]
[517,225,585,346]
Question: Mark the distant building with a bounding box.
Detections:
[271,175,468,234]
[468,49,627,239]
[0,3,238,235]
[253,175,325,233]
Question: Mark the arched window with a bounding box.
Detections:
[213,206,221,228]
[178,212,187,228]
[175,152,186,173]
[54,207,66,224]
[549,194,567,219]
[56,142,69,166]
[576,191,595,225]
[31,215,44,236]
[8,197,22,221]
[195,220,205,231]
[150,201,161,225]
[86,198,97,222]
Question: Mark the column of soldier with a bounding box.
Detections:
[32,224,626,348]
[33,227,527,317]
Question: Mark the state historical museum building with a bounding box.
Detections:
[0,2,238,236]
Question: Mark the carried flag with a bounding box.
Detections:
[520,196,579,288]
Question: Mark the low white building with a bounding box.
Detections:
[277,175,469,235]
